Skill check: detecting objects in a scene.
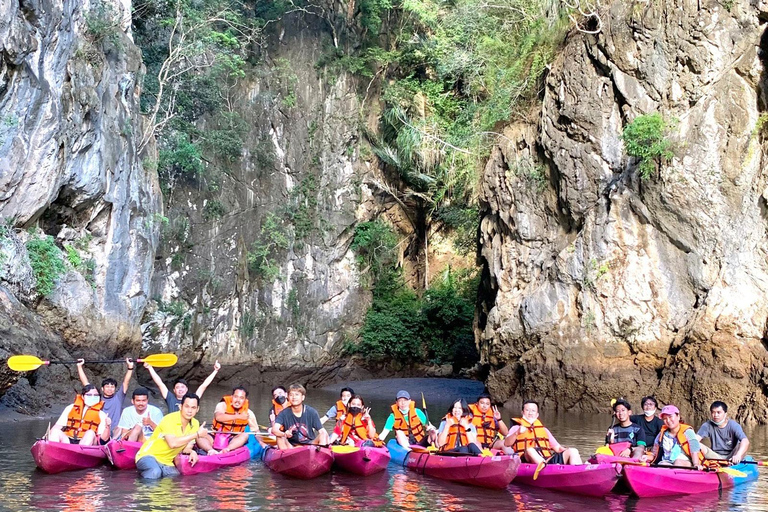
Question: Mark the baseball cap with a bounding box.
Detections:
[660,405,679,417]
[396,390,410,400]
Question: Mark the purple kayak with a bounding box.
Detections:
[262,445,334,479]
[515,462,622,497]
[623,463,758,498]
[406,451,520,489]
[333,446,391,476]
[174,446,251,475]
[31,439,107,474]
[105,439,142,470]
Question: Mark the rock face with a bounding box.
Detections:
[0,0,161,410]
[477,0,768,423]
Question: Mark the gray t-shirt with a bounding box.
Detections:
[101,388,126,426]
[275,405,323,443]
[697,419,747,456]
[165,393,182,414]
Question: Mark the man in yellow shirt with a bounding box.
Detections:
[135,393,208,479]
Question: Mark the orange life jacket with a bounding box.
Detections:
[657,424,703,464]
[340,413,383,446]
[469,404,498,448]
[335,400,348,421]
[62,395,104,439]
[212,395,250,433]
[392,402,426,443]
[440,416,470,450]
[511,417,554,458]
[272,399,286,416]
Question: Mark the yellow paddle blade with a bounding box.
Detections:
[719,467,747,478]
[481,449,494,457]
[596,445,614,456]
[421,392,427,409]
[140,353,178,368]
[533,461,546,480]
[610,398,617,407]
[7,355,46,371]
[331,445,360,454]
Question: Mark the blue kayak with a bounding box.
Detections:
[387,439,412,466]
[246,426,265,459]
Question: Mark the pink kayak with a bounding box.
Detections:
[262,445,334,479]
[406,451,520,489]
[333,446,391,476]
[589,453,640,465]
[174,446,250,475]
[105,440,142,469]
[515,462,622,496]
[31,439,107,474]
[623,463,758,498]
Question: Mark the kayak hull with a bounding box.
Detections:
[334,446,391,476]
[623,463,759,498]
[262,445,334,479]
[174,446,250,475]
[406,451,520,489]
[31,439,107,474]
[515,462,622,497]
[386,439,421,466]
[105,440,142,470]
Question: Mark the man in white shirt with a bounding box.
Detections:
[115,387,164,442]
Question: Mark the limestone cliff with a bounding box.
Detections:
[477,0,768,422]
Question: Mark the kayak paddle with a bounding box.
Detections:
[740,460,768,466]
[7,353,178,371]
[595,398,618,455]
[421,392,431,427]
[622,461,747,478]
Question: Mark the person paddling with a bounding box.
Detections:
[76,357,134,439]
[336,395,382,447]
[135,393,208,479]
[269,386,288,427]
[629,395,663,444]
[696,401,749,464]
[48,384,110,446]
[212,386,260,452]
[114,387,164,443]
[606,398,647,458]
[378,390,437,450]
[436,398,483,455]
[505,400,582,465]
[271,383,329,449]
[643,404,703,469]
[469,393,509,451]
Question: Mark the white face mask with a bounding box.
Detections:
[713,417,728,427]
[84,395,100,407]
[644,410,656,417]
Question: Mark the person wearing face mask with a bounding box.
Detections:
[48,384,110,446]
[320,387,355,425]
[269,386,288,427]
[436,398,483,455]
[606,399,647,458]
[76,357,134,439]
[378,390,437,450]
[696,401,750,464]
[629,395,663,443]
[337,395,382,447]
[144,360,221,413]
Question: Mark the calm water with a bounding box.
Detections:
[0,379,766,511]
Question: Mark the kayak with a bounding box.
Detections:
[589,453,640,465]
[515,462,622,497]
[623,462,759,498]
[262,445,334,479]
[333,446,391,476]
[387,439,421,466]
[406,450,520,489]
[174,446,250,475]
[105,439,142,470]
[31,439,107,474]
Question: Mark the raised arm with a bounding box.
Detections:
[194,360,221,399]
[76,359,89,386]
[121,358,135,394]
[144,362,169,399]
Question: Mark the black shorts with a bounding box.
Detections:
[546,452,565,465]
[67,437,81,445]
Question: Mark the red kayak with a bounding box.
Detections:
[262,445,334,479]
[623,463,759,498]
[333,446,391,476]
[514,462,622,496]
[105,440,142,470]
[174,446,251,475]
[31,439,107,474]
[406,451,520,489]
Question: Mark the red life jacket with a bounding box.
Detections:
[63,395,104,439]
[212,395,250,433]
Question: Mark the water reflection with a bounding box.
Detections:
[2,382,768,512]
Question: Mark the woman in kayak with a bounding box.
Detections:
[48,384,110,446]
[436,398,483,455]
[336,395,382,447]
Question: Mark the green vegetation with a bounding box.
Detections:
[621,113,675,179]
[287,175,319,241]
[84,0,123,50]
[248,213,289,281]
[203,200,227,220]
[26,235,67,297]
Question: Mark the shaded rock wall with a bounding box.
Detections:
[477,0,768,423]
